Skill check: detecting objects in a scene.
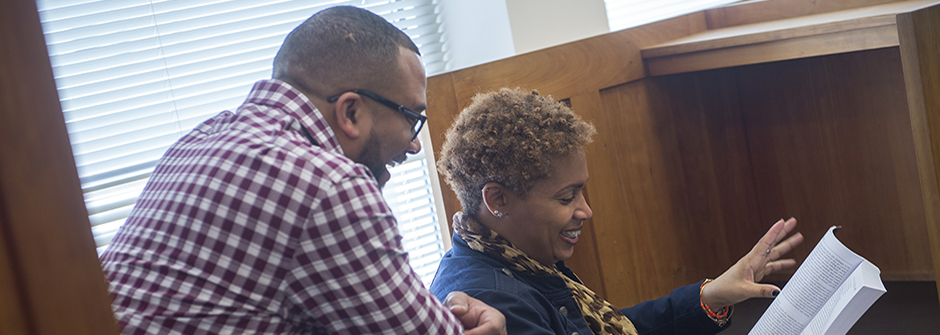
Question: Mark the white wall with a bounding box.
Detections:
[437,0,516,72]
[505,0,609,55]
[437,0,610,71]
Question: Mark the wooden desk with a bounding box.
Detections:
[426,0,940,307]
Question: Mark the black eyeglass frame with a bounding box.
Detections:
[327,89,427,141]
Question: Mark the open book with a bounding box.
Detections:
[749,226,886,335]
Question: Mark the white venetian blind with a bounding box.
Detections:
[604,0,739,31]
[37,0,447,284]
[383,150,445,287]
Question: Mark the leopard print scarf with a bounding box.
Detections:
[452,212,638,335]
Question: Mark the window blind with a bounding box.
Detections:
[383,151,445,287]
[604,0,739,31]
[37,0,447,285]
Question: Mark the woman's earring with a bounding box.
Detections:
[493,210,504,218]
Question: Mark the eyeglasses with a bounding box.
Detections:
[327,89,427,142]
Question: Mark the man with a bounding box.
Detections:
[100,6,505,335]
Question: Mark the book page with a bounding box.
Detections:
[800,261,869,335]
[749,227,865,335]
[805,261,885,335]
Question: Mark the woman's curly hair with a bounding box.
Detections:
[437,88,596,217]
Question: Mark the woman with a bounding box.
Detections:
[429,88,803,335]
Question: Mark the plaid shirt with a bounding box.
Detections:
[100,79,462,334]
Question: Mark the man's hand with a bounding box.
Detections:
[444,291,507,335]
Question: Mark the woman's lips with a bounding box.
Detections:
[560,230,581,238]
[560,229,581,244]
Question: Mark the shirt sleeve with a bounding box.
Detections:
[285,173,463,334]
[620,280,727,335]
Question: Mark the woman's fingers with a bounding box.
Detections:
[749,218,801,282]
[753,219,785,255]
[756,218,800,258]
[763,259,797,275]
[755,283,783,299]
[710,218,802,306]
[768,232,803,260]
[772,218,798,245]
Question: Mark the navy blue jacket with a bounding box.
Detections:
[429,235,727,335]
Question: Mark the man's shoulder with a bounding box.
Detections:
[283,141,371,184]
[221,106,373,187]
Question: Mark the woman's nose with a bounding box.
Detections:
[577,196,592,220]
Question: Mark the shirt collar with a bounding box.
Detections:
[244,79,342,154]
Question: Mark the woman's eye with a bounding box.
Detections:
[560,197,575,205]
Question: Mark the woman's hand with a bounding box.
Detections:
[701,218,803,309]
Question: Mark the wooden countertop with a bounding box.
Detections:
[641,0,939,75]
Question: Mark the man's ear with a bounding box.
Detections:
[481,182,510,215]
[331,92,369,140]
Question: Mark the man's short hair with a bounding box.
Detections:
[273,6,420,96]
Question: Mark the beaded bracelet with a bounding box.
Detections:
[700,279,733,327]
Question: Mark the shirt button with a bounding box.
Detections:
[501,268,513,278]
[558,306,568,317]
[572,333,580,335]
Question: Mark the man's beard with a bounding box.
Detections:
[359,128,391,189]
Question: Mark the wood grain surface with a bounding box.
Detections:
[0,1,120,334]
[645,25,900,76]
[703,0,911,29]
[640,2,940,75]
[568,91,611,300]
[0,223,29,335]
[645,4,905,58]
[425,72,462,232]
[898,2,940,301]
[737,48,933,282]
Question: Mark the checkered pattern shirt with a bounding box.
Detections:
[100,79,462,334]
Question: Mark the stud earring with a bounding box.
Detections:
[493,210,504,218]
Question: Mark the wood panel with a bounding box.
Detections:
[588,81,681,306]
[0,219,30,335]
[647,3,906,58]
[642,1,940,76]
[897,3,940,299]
[586,70,762,307]
[436,12,706,112]
[646,69,765,275]
[646,25,899,76]
[0,0,119,334]
[568,91,610,300]
[704,0,908,30]
[426,72,463,232]
[738,48,933,281]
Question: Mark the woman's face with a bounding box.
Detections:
[503,151,593,266]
